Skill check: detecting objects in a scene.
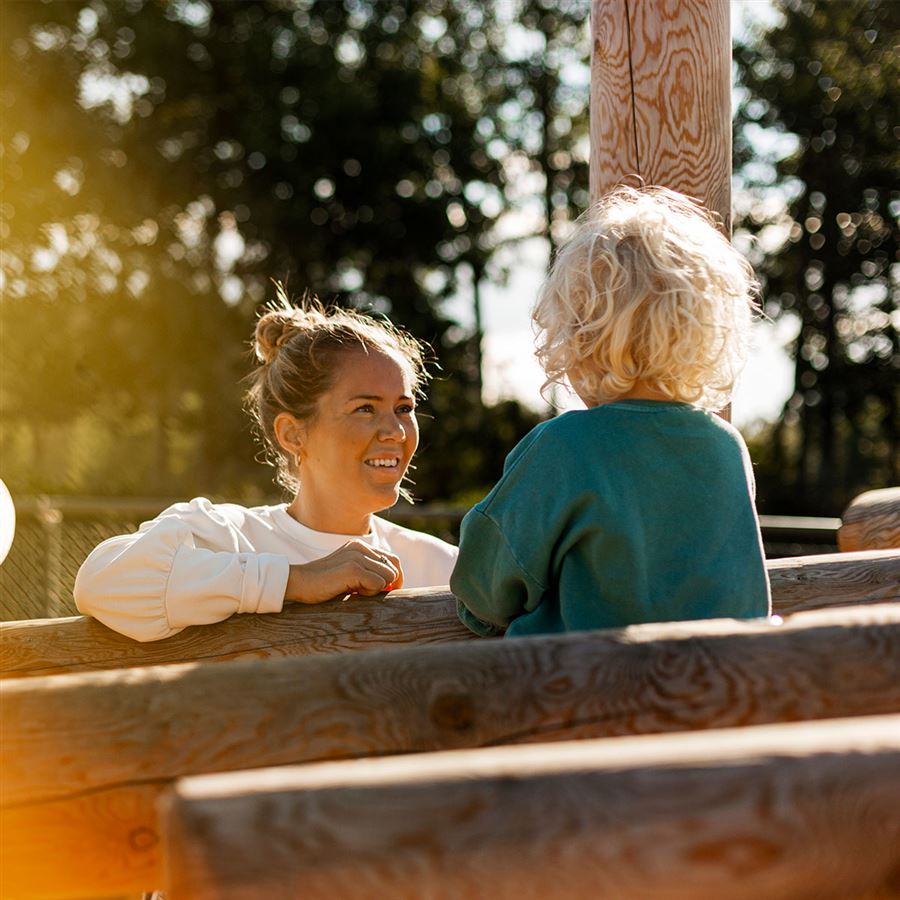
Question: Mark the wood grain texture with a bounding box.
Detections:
[1,783,162,899]
[839,487,900,552]
[767,549,900,615]
[590,0,732,228]
[3,603,900,898]
[3,552,899,680]
[162,715,900,900]
[0,587,473,679]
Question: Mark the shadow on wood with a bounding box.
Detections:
[161,714,900,900]
[3,603,900,898]
[2,551,898,679]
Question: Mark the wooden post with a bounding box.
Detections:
[162,715,900,900]
[838,487,900,552]
[590,0,732,228]
[3,603,900,898]
[590,0,734,419]
[2,552,899,680]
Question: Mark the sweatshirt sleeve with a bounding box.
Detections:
[74,502,290,642]
[450,507,546,637]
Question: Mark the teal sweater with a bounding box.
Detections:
[451,401,771,637]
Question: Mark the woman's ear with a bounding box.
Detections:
[273,412,306,460]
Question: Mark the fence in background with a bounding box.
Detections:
[0,496,840,623]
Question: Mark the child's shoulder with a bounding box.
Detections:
[505,402,745,471]
[502,410,597,473]
[530,402,746,453]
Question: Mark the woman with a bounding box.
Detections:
[74,292,458,642]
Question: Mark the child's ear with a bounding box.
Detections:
[273,412,306,460]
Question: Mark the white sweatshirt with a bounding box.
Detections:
[74,498,458,642]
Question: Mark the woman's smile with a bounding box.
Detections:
[364,456,401,469]
[362,452,405,483]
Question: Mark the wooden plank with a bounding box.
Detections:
[590,0,732,228]
[0,587,473,679]
[767,549,900,615]
[839,487,900,552]
[162,714,900,900]
[3,551,899,679]
[766,550,900,616]
[3,603,900,898]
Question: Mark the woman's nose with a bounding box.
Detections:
[378,415,405,441]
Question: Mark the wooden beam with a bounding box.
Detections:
[0,587,472,679]
[766,549,900,615]
[838,487,900,552]
[162,714,900,900]
[590,0,732,228]
[589,1,733,421]
[2,551,898,680]
[3,603,900,898]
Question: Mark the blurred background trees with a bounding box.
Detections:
[734,0,898,514]
[2,0,559,502]
[1,0,895,515]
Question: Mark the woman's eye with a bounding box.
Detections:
[355,404,375,414]
[397,404,415,415]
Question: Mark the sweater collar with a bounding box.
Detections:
[270,505,389,553]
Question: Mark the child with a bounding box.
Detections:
[451,186,771,637]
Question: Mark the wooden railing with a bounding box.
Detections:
[3,601,900,897]
[2,550,898,680]
[838,487,900,552]
[0,495,858,623]
[1,486,898,899]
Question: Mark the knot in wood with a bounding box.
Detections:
[429,691,476,732]
[128,825,159,853]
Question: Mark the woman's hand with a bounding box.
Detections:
[285,540,404,605]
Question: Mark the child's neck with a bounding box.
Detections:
[614,380,671,403]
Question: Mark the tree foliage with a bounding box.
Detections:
[1,0,558,502]
[734,0,898,514]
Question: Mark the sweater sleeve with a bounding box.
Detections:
[450,507,546,637]
[74,502,289,642]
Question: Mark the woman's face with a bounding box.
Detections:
[291,347,419,534]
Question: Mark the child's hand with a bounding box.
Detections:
[285,541,403,604]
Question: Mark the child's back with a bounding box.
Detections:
[452,185,771,636]
[452,400,769,636]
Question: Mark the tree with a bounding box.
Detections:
[1,0,545,502]
[734,0,898,515]
[500,0,590,259]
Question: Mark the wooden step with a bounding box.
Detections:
[3,602,900,898]
[162,714,900,900]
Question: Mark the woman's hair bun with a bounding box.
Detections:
[254,309,299,365]
[253,284,326,364]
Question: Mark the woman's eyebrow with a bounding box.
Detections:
[347,393,414,402]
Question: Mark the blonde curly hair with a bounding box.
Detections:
[533,186,759,411]
[245,284,428,493]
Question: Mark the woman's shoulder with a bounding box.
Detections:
[149,497,287,532]
[372,516,458,588]
[372,516,458,559]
